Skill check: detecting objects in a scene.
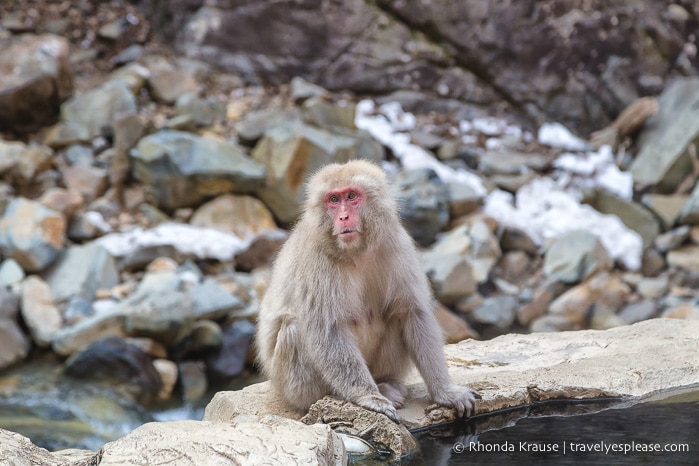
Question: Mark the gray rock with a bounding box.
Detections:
[421,252,476,306]
[173,93,222,128]
[678,182,699,225]
[301,97,356,130]
[236,109,302,146]
[631,78,699,192]
[148,68,200,104]
[64,336,163,405]
[0,287,20,320]
[641,193,688,229]
[131,130,266,210]
[251,123,360,224]
[618,300,658,324]
[52,308,127,356]
[42,242,119,305]
[20,275,62,347]
[543,230,613,283]
[667,245,699,272]
[479,149,549,176]
[529,314,579,333]
[393,169,449,247]
[189,278,245,321]
[206,319,256,380]
[468,296,518,332]
[124,290,195,345]
[97,417,345,466]
[189,194,278,239]
[0,198,65,272]
[290,76,330,103]
[636,275,670,299]
[592,192,662,248]
[0,34,73,132]
[654,225,690,252]
[447,181,481,218]
[234,229,288,272]
[49,81,137,146]
[179,361,208,402]
[0,258,25,287]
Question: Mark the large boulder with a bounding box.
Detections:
[0,34,73,133]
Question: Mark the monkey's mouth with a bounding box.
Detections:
[338,229,359,241]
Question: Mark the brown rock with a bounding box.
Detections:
[435,303,479,343]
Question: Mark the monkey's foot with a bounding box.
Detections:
[354,393,400,423]
[377,380,408,408]
[433,385,481,418]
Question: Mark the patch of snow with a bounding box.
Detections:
[355,99,487,196]
[553,145,633,199]
[96,223,249,261]
[483,178,642,270]
[538,122,591,151]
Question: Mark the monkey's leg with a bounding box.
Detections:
[377,379,408,408]
[271,316,328,412]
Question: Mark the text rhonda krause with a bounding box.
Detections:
[456,441,690,454]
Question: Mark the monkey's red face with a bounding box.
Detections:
[325,186,365,246]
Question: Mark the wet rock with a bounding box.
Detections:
[435,303,478,344]
[0,258,25,287]
[0,198,65,272]
[619,300,658,324]
[46,81,137,147]
[548,272,631,326]
[64,336,163,405]
[251,123,361,224]
[179,361,208,402]
[543,230,613,283]
[189,278,245,321]
[630,78,699,192]
[97,417,345,465]
[206,319,256,380]
[0,34,73,133]
[190,194,277,239]
[394,169,449,247]
[42,242,119,306]
[20,276,62,347]
[592,192,662,248]
[302,396,416,457]
[130,130,266,210]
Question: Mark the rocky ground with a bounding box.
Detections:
[1,0,699,458]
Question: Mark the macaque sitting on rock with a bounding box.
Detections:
[256,159,480,422]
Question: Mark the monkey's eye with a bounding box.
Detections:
[347,191,357,200]
[328,194,340,203]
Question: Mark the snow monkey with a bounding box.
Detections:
[255,159,480,422]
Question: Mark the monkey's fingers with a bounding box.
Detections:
[354,394,401,423]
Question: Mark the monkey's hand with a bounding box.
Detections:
[433,385,481,418]
[354,393,401,423]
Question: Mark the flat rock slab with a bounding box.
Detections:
[206,319,699,429]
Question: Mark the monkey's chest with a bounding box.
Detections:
[349,309,388,358]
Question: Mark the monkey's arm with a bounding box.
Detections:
[308,324,401,422]
[403,307,480,417]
